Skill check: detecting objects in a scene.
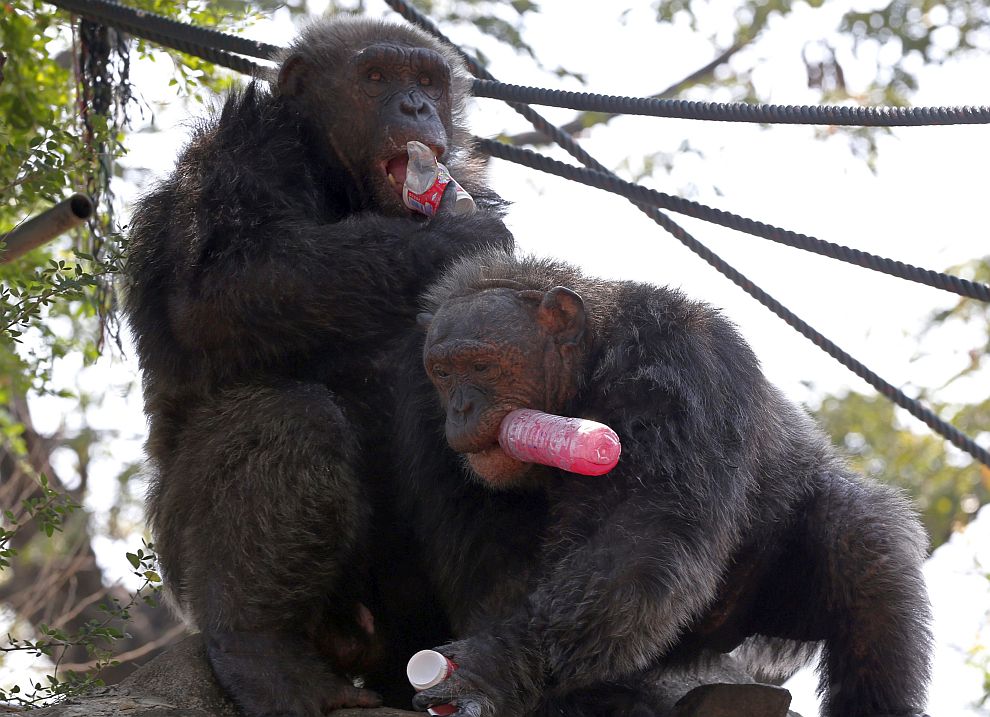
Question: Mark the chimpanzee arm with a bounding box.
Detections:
[127,204,511,377]
[414,466,749,717]
[188,214,507,341]
[414,372,761,715]
[543,486,744,676]
[126,82,511,375]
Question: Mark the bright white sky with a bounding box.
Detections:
[20,1,990,714]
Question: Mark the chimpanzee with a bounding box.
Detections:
[122,16,512,717]
[391,250,933,717]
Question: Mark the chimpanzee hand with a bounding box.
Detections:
[411,636,540,717]
[435,177,464,217]
[407,211,513,292]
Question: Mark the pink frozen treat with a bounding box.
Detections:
[498,409,621,476]
[407,649,457,716]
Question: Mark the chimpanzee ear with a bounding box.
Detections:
[536,286,585,345]
[416,312,434,331]
[277,54,308,97]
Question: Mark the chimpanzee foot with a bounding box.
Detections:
[206,629,382,717]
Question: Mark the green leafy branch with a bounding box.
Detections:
[0,542,163,708]
[0,472,79,573]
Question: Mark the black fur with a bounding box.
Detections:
[393,251,933,717]
[123,15,511,716]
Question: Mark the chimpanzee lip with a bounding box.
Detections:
[384,152,409,195]
[466,441,531,488]
[465,414,514,459]
[471,442,503,458]
[461,440,506,470]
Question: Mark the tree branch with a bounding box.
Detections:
[57,623,189,674]
[0,391,183,685]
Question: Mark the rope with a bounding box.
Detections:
[645,205,990,469]
[49,0,274,77]
[381,0,610,174]
[475,139,990,303]
[381,0,990,468]
[480,141,990,465]
[44,0,990,466]
[472,79,990,127]
[52,0,279,59]
[49,1,990,128]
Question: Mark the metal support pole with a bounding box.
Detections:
[1,194,94,263]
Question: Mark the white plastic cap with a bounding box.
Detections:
[407,649,453,691]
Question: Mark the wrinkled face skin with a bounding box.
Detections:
[280,41,454,216]
[348,43,453,214]
[421,287,586,488]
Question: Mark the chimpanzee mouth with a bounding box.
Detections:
[384,153,409,196]
[382,143,445,200]
[464,441,531,488]
[471,443,504,460]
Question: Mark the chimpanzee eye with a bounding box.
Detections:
[417,71,444,100]
[473,363,490,374]
[432,365,449,379]
[360,68,388,98]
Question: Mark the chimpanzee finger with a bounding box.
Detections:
[413,677,494,717]
[412,699,484,717]
[454,700,483,717]
[436,177,458,216]
[412,687,453,711]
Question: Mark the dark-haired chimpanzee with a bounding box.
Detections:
[392,251,933,717]
[123,15,512,717]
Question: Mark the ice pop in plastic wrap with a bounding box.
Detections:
[402,141,476,217]
[498,409,621,476]
[407,649,457,716]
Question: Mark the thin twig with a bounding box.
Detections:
[56,623,187,674]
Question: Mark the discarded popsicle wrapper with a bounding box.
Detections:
[407,649,457,716]
[403,141,476,217]
[498,408,621,476]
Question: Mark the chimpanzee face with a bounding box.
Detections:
[421,286,587,487]
[279,41,454,216]
[350,43,453,213]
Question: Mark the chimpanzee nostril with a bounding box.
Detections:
[400,90,428,116]
[450,386,474,417]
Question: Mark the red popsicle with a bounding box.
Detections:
[498,409,621,476]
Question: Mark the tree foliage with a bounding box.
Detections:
[813,257,990,550]
[0,0,256,703]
